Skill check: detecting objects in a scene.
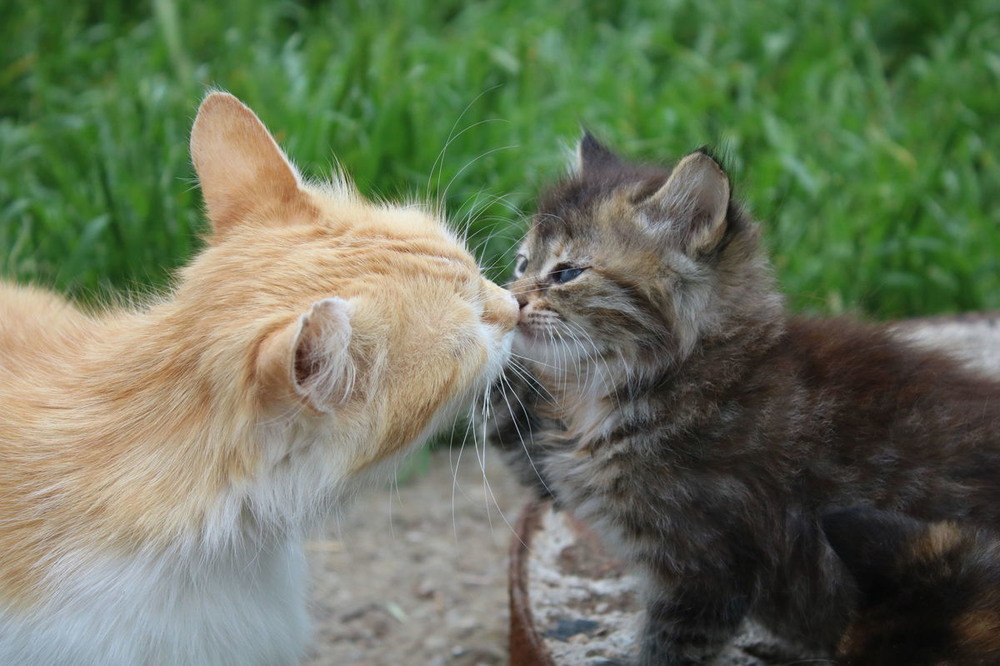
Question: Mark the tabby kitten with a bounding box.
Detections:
[824,508,1000,666]
[488,134,1000,664]
[0,92,517,665]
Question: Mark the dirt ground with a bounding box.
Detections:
[302,447,527,666]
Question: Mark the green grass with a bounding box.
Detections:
[2,0,999,318]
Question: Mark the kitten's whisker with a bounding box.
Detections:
[506,359,556,403]
[510,352,562,373]
[562,319,624,409]
[505,285,548,296]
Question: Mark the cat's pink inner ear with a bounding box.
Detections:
[649,151,731,254]
[255,298,356,413]
[190,92,307,237]
[290,298,356,412]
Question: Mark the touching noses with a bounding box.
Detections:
[481,282,519,331]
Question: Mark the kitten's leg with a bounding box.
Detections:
[607,475,782,665]
[751,518,854,659]
[638,575,756,666]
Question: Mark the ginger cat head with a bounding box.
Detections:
[0,93,517,643]
[182,92,517,486]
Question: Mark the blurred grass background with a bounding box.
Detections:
[1,0,998,318]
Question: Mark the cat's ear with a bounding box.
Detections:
[258,298,356,413]
[822,507,923,599]
[646,149,731,255]
[574,131,624,174]
[190,91,311,237]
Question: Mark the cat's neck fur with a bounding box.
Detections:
[20,289,358,562]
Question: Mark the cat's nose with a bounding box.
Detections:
[516,294,528,311]
[481,282,518,331]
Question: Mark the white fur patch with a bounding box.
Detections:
[0,541,309,666]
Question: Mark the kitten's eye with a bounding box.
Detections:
[514,254,529,277]
[549,265,586,284]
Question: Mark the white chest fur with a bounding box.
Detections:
[0,540,309,666]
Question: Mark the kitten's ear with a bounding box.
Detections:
[575,131,624,174]
[647,150,731,255]
[822,508,923,599]
[190,91,310,237]
[258,298,356,413]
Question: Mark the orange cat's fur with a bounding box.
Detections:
[0,92,517,665]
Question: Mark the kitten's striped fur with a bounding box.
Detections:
[0,92,517,664]
[489,134,1000,664]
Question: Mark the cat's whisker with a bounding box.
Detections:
[454,189,523,250]
[497,372,554,500]
[470,384,514,542]
[467,386,497,537]
[457,189,525,227]
[426,85,504,202]
[467,220,523,267]
[475,238,530,277]
[447,405,467,543]
[465,219,522,257]
[478,380,532,549]
[450,399,483,544]
[440,141,518,212]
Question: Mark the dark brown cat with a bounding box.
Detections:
[487,134,1000,664]
[824,508,1000,666]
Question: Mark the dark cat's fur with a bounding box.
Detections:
[488,134,1000,664]
[824,508,1000,665]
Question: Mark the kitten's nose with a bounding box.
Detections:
[516,294,528,311]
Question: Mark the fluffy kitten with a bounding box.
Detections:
[824,508,1000,666]
[0,92,517,665]
[488,134,1000,664]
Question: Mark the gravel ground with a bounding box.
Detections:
[303,447,527,666]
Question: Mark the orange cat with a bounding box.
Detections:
[0,92,517,665]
